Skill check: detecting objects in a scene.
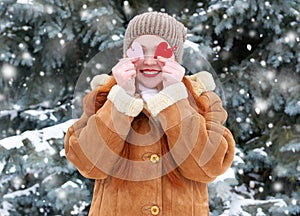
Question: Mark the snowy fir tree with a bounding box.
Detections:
[0,0,300,215]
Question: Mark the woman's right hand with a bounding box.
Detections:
[112,57,140,96]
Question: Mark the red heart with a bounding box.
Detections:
[154,42,175,59]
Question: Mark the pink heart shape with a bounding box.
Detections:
[126,42,144,58]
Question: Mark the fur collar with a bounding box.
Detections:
[90,71,216,95]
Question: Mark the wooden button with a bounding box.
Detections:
[150,205,160,215]
[149,154,160,164]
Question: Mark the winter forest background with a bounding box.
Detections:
[0,0,299,215]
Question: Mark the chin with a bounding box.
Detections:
[137,74,162,89]
[140,81,159,89]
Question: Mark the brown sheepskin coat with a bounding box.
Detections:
[64,72,235,216]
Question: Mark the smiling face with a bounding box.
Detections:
[131,35,175,89]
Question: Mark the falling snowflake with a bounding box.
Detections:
[1,64,17,79]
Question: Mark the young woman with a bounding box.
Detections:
[65,11,235,216]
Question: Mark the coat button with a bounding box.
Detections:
[149,154,160,163]
[150,205,160,215]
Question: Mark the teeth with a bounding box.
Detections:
[143,71,159,74]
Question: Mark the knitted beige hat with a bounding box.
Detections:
[123,12,187,63]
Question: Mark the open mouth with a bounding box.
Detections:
[140,69,161,78]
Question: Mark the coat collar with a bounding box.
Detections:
[90,71,215,97]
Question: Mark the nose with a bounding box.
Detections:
[143,55,157,65]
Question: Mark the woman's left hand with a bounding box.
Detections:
[157,56,185,88]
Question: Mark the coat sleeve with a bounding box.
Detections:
[64,85,143,179]
[146,82,235,183]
